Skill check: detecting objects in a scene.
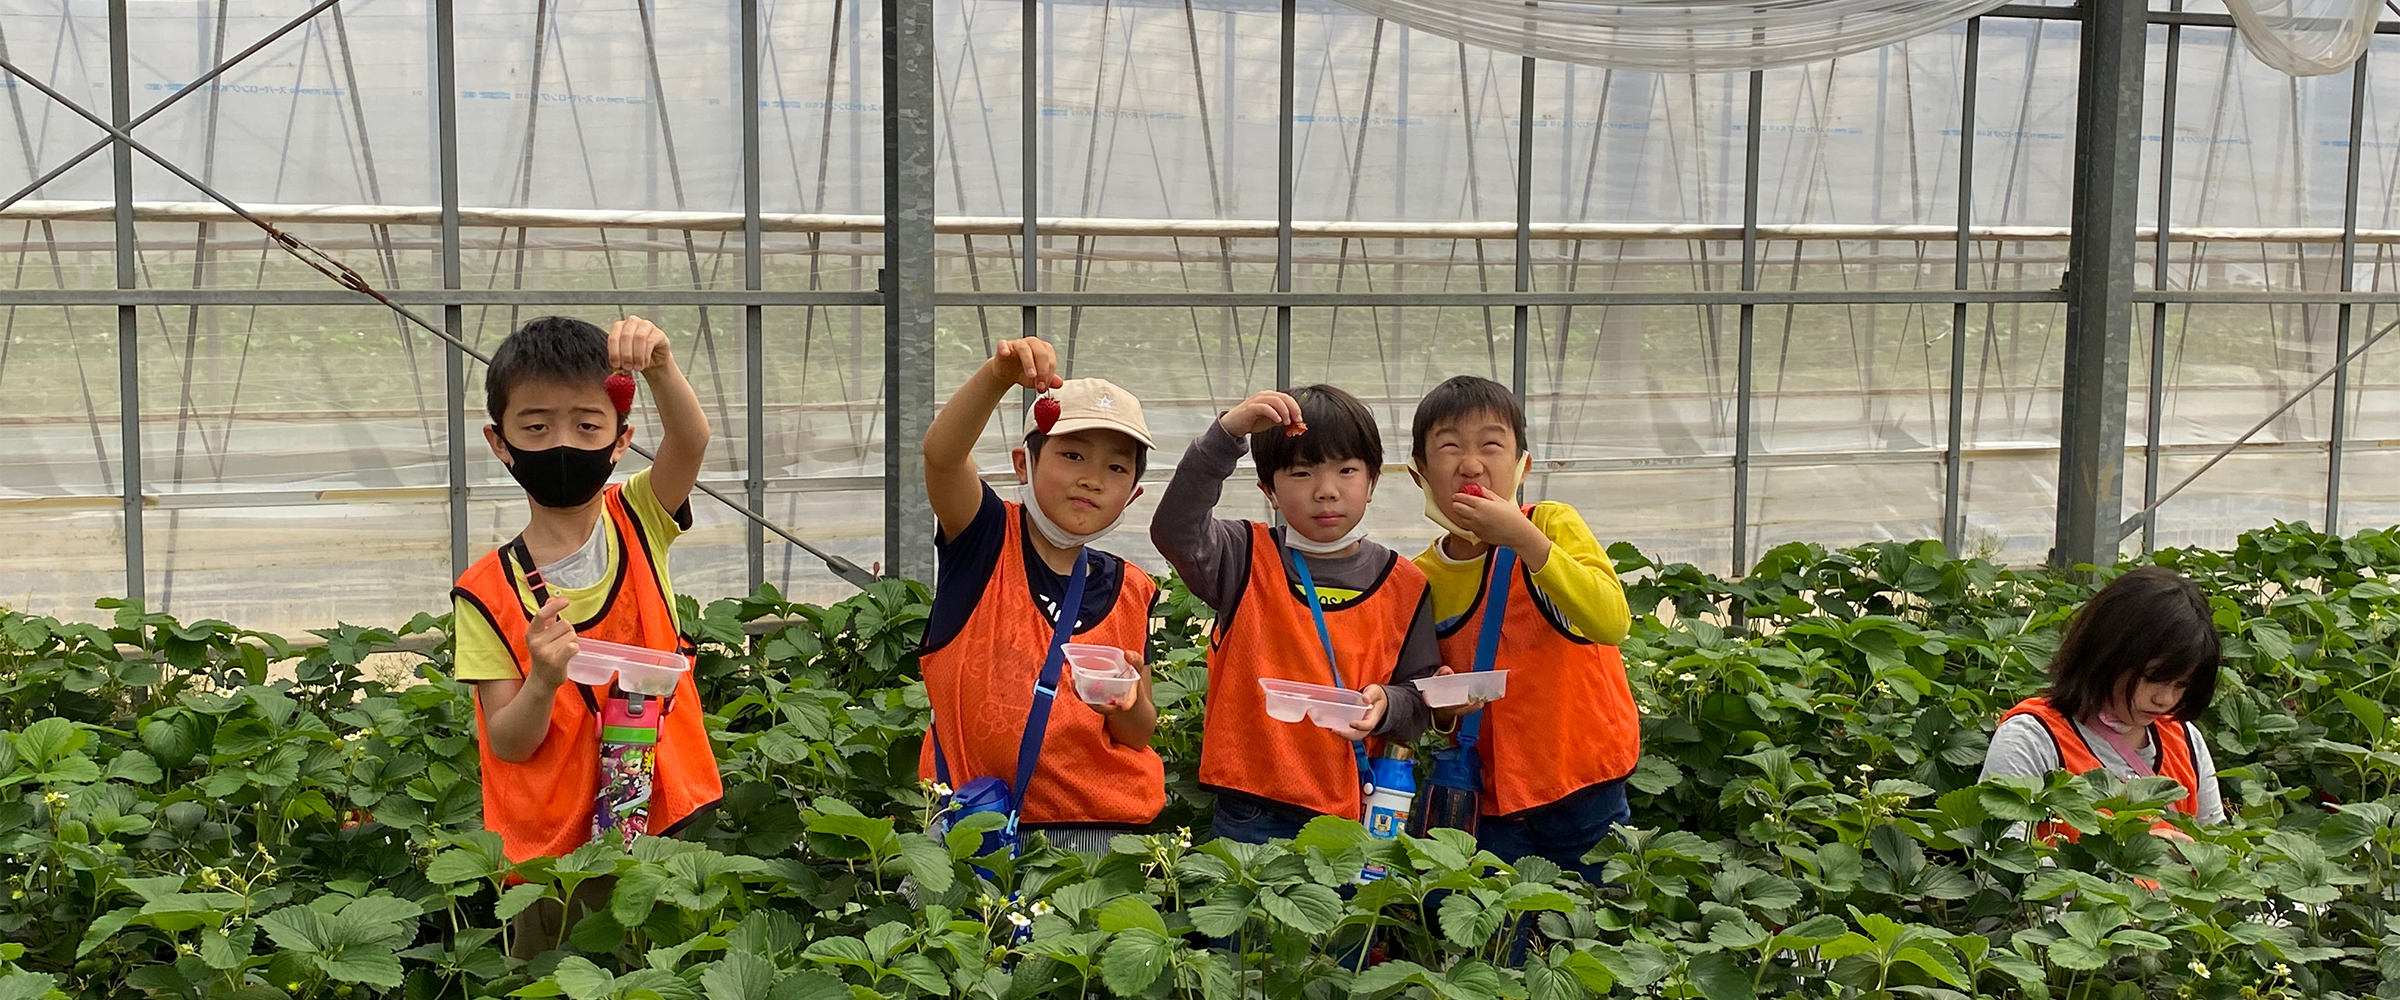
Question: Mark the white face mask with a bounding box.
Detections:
[1283,519,1371,555]
[1018,456,1135,550]
[1406,453,1532,545]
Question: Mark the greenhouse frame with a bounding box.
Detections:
[4,0,2400,635]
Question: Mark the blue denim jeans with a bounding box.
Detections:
[1472,778,1631,883]
[1207,791,1317,845]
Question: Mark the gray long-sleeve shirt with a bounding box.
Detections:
[1979,713,2226,835]
[1149,422,1439,741]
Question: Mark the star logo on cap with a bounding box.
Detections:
[1095,395,1115,410]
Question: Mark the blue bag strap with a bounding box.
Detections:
[1006,553,1088,831]
[1283,536,1374,788]
[1458,546,1516,750]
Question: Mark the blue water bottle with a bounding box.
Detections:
[1360,746,1416,882]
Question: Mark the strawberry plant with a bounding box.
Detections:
[2,521,2398,998]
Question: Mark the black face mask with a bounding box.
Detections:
[498,432,619,509]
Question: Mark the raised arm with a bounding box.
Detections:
[610,316,709,514]
[925,337,1061,541]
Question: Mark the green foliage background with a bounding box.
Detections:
[4,522,2400,1000]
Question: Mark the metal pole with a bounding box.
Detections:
[742,0,766,589]
[2055,0,2145,568]
[437,0,467,577]
[1513,55,1532,404]
[1731,69,1761,574]
[2144,9,2182,552]
[109,0,142,604]
[1022,0,1037,357]
[1945,20,1980,553]
[2327,52,2367,533]
[884,0,937,583]
[1275,0,1295,389]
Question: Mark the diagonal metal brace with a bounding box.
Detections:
[0,0,347,214]
[0,52,881,590]
[2119,313,2400,543]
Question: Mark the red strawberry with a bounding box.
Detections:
[605,372,636,414]
[1033,395,1061,433]
[1461,482,1494,499]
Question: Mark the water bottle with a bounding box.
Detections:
[1360,747,1415,882]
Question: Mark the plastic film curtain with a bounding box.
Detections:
[1312,0,2013,72]
[2223,0,2380,75]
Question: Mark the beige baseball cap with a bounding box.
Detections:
[1029,377,1154,449]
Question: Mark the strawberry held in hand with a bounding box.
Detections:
[605,371,637,414]
[1033,394,1062,433]
[1460,482,1495,500]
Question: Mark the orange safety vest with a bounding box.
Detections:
[916,502,1166,827]
[452,484,723,864]
[1200,523,1426,819]
[1434,521,1642,817]
[2000,696,2200,842]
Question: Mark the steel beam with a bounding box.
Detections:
[883,0,937,583]
[2328,52,2368,533]
[1945,18,1980,554]
[743,0,767,589]
[437,0,467,577]
[1730,69,1762,574]
[109,0,142,604]
[1275,0,1295,389]
[2053,0,2145,570]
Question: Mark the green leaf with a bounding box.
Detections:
[1256,884,1342,936]
[104,750,161,784]
[1348,960,1437,997]
[1683,952,1757,1000]
[800,937,874,970]
[315,951,405,990]
[768,972,851,1000]
[551,957,618,1000]
[1629,754,1684,795]
[886,954,949,997]
[1500,882,1576,914]
[1815,932,1876,962]
[256,906,328,954]
[1093,896,1168,936]
[497,884,550,922]
[2046,936,2109,971]
[0,972,62,1000]
[15,718,85,767]
[1098,928,1172,996]
[76,908,137,958]
[1895,944,1968,989]
[895,833,955,896]
[1770,913,1850,951]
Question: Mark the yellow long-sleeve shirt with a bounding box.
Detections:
[1413,500,1631,645]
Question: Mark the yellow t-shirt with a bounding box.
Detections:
[1413,500,1631,645]
[452,468,689,681]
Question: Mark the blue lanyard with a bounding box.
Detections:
[1459,546,1516,750]
[1284,537,1374,788]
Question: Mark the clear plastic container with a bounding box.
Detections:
[1258,678,1371,730]
[1411,670,1509,708]
[566,638,690,697]
[1063,643,1138,705]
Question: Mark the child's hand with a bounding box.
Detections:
[987,337,1064,392]
[1338,684,1390,741]
[1447,486,1541,550]
[1426,665,1491,726]
[609,316,675,374]
[1219,390,1302,438]
[525,596,577,689]
[1088,649,1152,715]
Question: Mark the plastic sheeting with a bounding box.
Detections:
[1316,0,2014,72]
[2224,0,2380,76]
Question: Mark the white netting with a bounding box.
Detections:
[2224,0,2380,75]
[1311,0,2015,72]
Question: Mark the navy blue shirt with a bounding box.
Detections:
[923,484,1135,655]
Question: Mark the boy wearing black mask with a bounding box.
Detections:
[449,316,717,951]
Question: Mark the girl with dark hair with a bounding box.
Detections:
[1981,566,2227,836]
